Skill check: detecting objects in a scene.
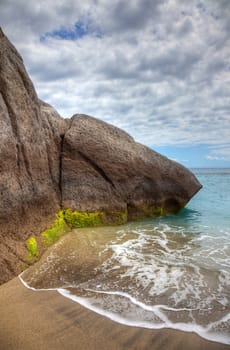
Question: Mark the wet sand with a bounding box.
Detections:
[0,277,229,350]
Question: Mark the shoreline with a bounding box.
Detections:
[0,277,229,350]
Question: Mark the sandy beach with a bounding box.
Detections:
[0,277,228,350]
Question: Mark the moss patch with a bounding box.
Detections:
[25,208,128,258]
[41,211,68,246]
[25,202,185,260]
[26,236,39,261]
[63,209,105,228]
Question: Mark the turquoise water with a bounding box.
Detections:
[185,168,230,230]
[20,168,230,344]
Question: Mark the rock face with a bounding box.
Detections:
[0,28,202,284]
[0,28,68,283]
[62,114,201,220]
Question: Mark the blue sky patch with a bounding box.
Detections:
[40,20,99,42]
[152,144,230,168]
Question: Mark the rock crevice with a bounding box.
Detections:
[78,150,116,189]
[59,133,65,208]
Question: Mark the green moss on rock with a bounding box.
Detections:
[63,209,105,228]
[62,208,128,228]
[39,208,128,249]
[24,204,180,264]
[25,207,127,259]
[26,236,38,259]
[41,211,68,246]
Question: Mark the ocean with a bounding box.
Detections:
[20,168,230,345]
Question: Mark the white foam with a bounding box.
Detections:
[57,287,230,345]
[19,273,57,292]
[19,274,230,346]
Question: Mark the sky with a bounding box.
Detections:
[0,0,229,168]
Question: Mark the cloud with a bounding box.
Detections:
[0,0,229,150]
[100,0,162,32]
[206,155,226,161]
[206,145,230,161]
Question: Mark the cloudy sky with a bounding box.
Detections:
[0,0,229,167]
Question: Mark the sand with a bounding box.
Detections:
[0,277,229,350]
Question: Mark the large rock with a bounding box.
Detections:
[62,114,201,219]
[0,28,67,283]
[0,28,201,284]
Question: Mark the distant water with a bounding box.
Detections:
[20,168,230,345]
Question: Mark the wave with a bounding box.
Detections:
[19,273,229,345]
